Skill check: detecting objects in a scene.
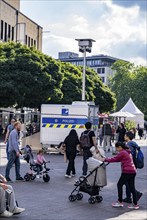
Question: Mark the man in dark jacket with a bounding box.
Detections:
[102,120,112,152]
[80,122,97,176]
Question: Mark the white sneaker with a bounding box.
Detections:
[13,207,25,215]
[72,174,75,177]
[112,201,124,207]
[65,174,71,178]
[0,210,13,217]
[36,175,40,179]
[128,204,139,210]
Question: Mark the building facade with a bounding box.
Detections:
[0,0,42,50]
[59,52,124,85]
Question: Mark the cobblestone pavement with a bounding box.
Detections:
[0,138,147,220]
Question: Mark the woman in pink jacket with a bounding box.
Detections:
[104,142,139,209]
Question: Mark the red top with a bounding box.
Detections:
[105,149,136,174]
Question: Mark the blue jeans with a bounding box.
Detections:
[82,150,92,176]
[5,150,21,179]
[6,141,10,160]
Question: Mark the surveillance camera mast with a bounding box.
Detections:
[75,39,96,101]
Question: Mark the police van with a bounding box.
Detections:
[40,102,99,151]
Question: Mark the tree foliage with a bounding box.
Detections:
[109,60,147,114]
[0,42,116,112]
[125,120,136,131]
[0,42,63,108]
[60,62,116,112]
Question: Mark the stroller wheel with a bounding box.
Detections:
[24,174,30,181]
[43,174,50,182]
[96,196,103,203]
[76,193,83,200]
[31,175,36,180]
[69,195,77,202]
[88,197,96,204]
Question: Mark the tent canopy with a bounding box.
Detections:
[110,111,135,118]
[120,98,143,115]
[120,98,144,127]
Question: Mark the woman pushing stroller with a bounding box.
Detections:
[103,142,139,209]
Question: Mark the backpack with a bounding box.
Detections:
[80,131,91,148]
[135,148,144,169]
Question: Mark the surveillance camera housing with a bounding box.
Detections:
[75,38,95,53]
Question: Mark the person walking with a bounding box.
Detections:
[4,118,16,160]
[102,120,112,152]
[99,124,103,146]
[138,128,143,139]
[116,123,126,142]
[0,174,25,217]
[80,122,97,176]
[64,129,80,178]
[104,142,139,210]
[5,121,24,182]
[123,131,143,203]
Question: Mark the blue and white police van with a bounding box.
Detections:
[40,102,99,147]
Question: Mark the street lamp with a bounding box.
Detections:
[75,38,95,101]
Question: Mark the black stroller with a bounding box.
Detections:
[21,145,50,183]
[69,158,107,204]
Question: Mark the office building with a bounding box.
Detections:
[0,0,43,50]
[59,52,124,85]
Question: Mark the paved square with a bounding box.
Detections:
[0,139,147,220]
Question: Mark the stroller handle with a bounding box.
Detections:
[99,162,109,167]
[44,161,50,164]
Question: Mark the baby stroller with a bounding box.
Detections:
[21,145,50,182]
[69,158,107,204]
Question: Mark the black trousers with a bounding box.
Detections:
[117,173,137,205]
[82,150,92,176]
[66,152,76,175]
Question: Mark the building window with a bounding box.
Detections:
[97,68,105,74]
[28,37,30,46]
[25,35,27,45]
[101,77,105,83]
[94,60,101,65]
[34,40,36,47]
[86,60,91,66]
[4,22,7,41]
[1,20,4,40]
[102,68,105,74]
[8,25,11,40]
[31,38,33,46]
[97,68,101,74]
[11,27,14,41]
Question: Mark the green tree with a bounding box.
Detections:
[109,60,147,114]
[60,62,116,112]
[0,42,116,112]
[0,42,63,108]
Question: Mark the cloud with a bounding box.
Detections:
[112,0,147,11]
[41,0,146,66]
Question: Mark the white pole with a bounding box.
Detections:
[82,48,86,101]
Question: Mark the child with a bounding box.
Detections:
[36,149,46,178]
[104,142,139,210]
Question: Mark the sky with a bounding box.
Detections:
[20,0,147,66]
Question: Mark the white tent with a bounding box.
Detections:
[110,111,135,118]
[120,98,144,128]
